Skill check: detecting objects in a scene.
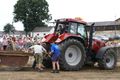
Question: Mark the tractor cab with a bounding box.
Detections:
[54,18,87,38]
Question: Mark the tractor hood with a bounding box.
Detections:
[41,33,58,43]
[41,33,80,43]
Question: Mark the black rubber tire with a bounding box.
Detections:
[42,57,52,68]
[98,49,117,70]
[59,39,86,71]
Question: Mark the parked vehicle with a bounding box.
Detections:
[93,35,109,41]
[109,35,120,40]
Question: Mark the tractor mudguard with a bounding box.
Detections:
[96,46,115,59]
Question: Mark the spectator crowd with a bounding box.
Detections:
[0,34,41,51]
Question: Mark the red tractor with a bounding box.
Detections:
[42,18,117,70]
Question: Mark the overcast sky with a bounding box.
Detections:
[0,0,120,31]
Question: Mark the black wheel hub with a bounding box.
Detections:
[69,53,73,58]
[106,58,110,63]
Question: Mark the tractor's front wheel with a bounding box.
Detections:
[59,39,86,70]
[98,49,117,70]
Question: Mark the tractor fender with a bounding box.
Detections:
[56,35,85,47]
[66,36,85,46]
[95,46,114,59]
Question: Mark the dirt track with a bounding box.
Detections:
[0,62,120,80]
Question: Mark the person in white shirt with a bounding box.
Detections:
[29,44,47,71]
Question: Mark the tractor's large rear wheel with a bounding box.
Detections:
[59,39,86,70]
[98,49,117,70]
